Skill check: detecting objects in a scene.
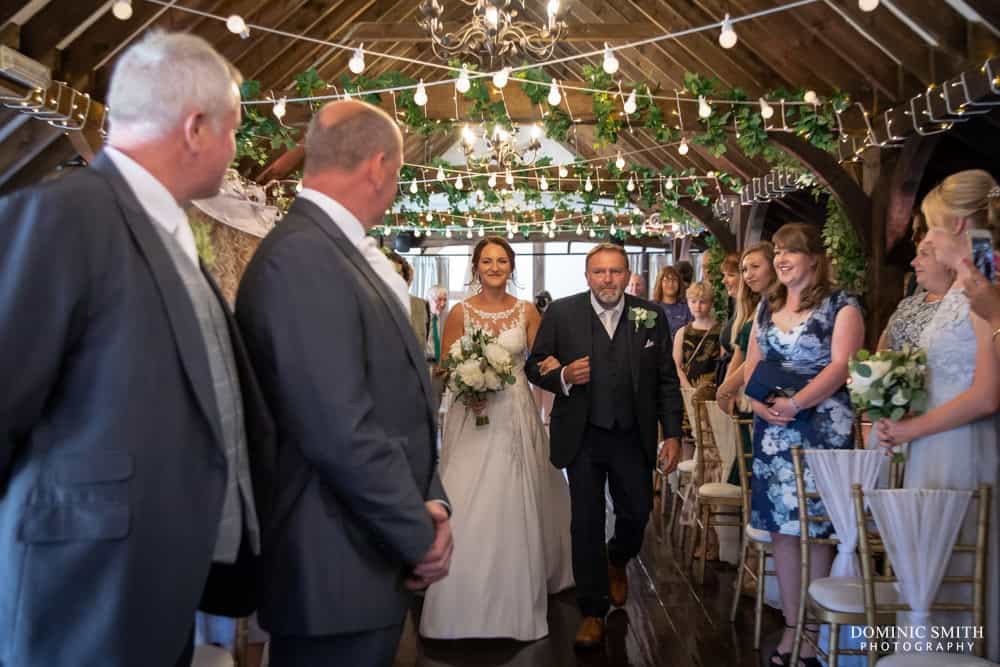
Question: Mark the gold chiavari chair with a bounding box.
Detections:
[728,416,777,651]
[669,386,699,551]
[853,483,992,666]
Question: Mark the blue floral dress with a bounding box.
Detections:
[749,289,859,537]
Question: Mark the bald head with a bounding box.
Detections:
[304,99,403,176]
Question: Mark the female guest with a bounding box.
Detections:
[875,238,950,352]
[877,170,1000,661]
[744,223,864,666]
[673,281,721,390]
[653,265,693,338]
[716,253,742,384]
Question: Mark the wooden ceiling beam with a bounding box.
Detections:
[883,0,971,64]
[343,21,669,43]
[16,0,103,69]
[963,0,1000,35]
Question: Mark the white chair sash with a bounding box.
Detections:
[803,448,884,577]
[866,489,973,630]
[706,401,738,478]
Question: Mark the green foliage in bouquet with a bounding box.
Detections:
[848,346,928,422]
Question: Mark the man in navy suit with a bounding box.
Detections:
[0,32,274,666]
[237,99,451,667]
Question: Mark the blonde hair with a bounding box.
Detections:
[768,223,834,313]
[686,281,713,301]
[731,242,775,342]
[721,252,740,276]
[921,169,1000,242]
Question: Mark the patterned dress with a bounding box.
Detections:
[749,290,859,537]
[880,291,941,351]
[681,322,721,388]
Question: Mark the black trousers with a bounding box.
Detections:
[269,624,404,667]
[566,424,653,618]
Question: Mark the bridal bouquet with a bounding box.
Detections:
[443,327,517,426]
[848,345,928,462]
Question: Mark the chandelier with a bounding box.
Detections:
[460,122,543,170]
[418,0,567,66]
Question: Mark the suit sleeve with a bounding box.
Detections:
[0,189,93,485]
[656,318,683,440]
[236,239,434,566]
[525,303,564,395]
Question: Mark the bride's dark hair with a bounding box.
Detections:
[469,236,517,286]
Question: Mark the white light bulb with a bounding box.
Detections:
[349,45,365,74]
[610,223,617,235]
[549,229,556,239]
[698,95,712,119]
[589,229,596,238]
[603,44,619,75]
[623,89,637,115]
[547,80,561,106]
[615,152,625,170]
[492,67,510,89]
[584,176,593,192]
[508,230,515,239]
[409,179,418,194]
[414,228,421,238]
[530,124,542,140]
[759,98,775,120]
[505,169,514,186]
[456,65,471,94]
[719,14,738,49]
[539,175,549,191]
[547,0,560,17]
[858,0,879,11]
[467,217,474,228]
[666,177,674,190]
[111,0,132,20]
[226,14,247,34]
[467,229,473,239]
[454,175,464,190]
[804,90,818,105]
[475,189,485,201]
[558,165,569,178]
[295,181,303,193]
[272,98,287,120]
[462,124,476,145]
[678,139,689,155]
[592,212,599,223]
[426,211,434,221]
[436,166,445,181]
[627,176,635,192]
[478,226,485,238]
[630,225,637,235]
[488,173,497,188]
[576,223,583,235]
[485,5,499,28]
[413,79,428,107]
[446,229,453,238]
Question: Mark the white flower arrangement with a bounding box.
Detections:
[443,327,517,426]
[627,306,658,332]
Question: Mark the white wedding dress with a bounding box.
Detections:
[904,286,999,661]
[419,300,574,641]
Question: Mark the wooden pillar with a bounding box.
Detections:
[533,241,545,296]
[743,202,769,249]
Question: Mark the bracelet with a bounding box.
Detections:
[789,396,803,414]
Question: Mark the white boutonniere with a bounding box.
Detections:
[628,306,658,332]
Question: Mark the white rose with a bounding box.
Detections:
[484,342,512,372]
[483,368,501,391]
[448,340,463,360]
[633,308,647,322]
[866,360,892,383]
[460,335,474,352]
[456,359,485,391]
[849,372,873,395]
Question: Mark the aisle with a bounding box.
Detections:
[394,495,784,666]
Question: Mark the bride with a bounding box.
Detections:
[419,237,574,641]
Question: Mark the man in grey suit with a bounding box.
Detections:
[0,32,274,666]
[236,99,452,667]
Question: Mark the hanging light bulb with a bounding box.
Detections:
[111,0,133,20]
[547,80,561,106]
[666,176,674,190]
[454,175,464,190]
[584,176,593,192]
[349,44,366,74]
[467,229,473,239]
[615,152,626,170]
[456,65,471,94]
[698,95,712,119]
[478,226,485,238]
[589,229,596,238]
[492,67,511,89]
[436,166,445,181]
[445,228,453,238]
[466,216,474,228]
[426,211,434,221]
[627,176,635,192]
[488,173,497,188]
[413,228,421,238]
[475,189,485,202]
[718,14,738,49]
[610,222,617,236]
[541,222,549,234]
[629,224,637,236]
[602,44,620,75]
[295,181,303,193]
[413,79,428,107]
[803,90,819,105]
[576,223,583,235]
[759,98,775,120]
[226,14,247,34]
[508,230,515,239]
[548,228,556,239]
[503,169,512,186]
[409,179,418,194]
[858,0,879,11]
[558,164,569,178]
[539,175,549,191]
[623,89,637,115]
[530,124,543,140]
[678,138,689,155]
[592,212,600,223]
[272,98,287,120]
[547,0,560,20]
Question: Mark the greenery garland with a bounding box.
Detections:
[822,196,867,295]
[703,234,730,321]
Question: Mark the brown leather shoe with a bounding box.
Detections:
[609,563,628,607]
[574,616,605,649]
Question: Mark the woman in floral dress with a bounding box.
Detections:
[743,223,864,666]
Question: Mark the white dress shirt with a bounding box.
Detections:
[560,293,626,396]
[104,146,199,267]
[297,189,411,317]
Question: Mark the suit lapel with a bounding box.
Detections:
[293,199,436,421]
[625,295,643,395]
[578,293,593,386]
[89,152,223,445]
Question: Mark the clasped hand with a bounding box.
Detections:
[536,355,590,385]
[751,396,798,426]
[406,502,453,591]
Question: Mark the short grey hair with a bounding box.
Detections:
[107,31,241,139]
[304,101,402,174]
[426,285,447,300]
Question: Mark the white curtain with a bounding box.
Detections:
[804,449,884,577]
[866,489,972,630]
[410,256,447,299]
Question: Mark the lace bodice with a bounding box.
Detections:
[462,299,529,363]
[919,286,976,408]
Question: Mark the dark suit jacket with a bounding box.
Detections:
[0,152,275,666]
[525,292,683,468]
[236,198,447,637]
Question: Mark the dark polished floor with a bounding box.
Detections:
[393,495,785,667]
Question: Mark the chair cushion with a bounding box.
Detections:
[808,576,899,614]
[746,524,772,543]
[698,482,741,498]
[677,459,696,473]
[191,645,236,667]
[878,653,992,666]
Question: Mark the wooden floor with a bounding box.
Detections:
[393,497,785,667]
